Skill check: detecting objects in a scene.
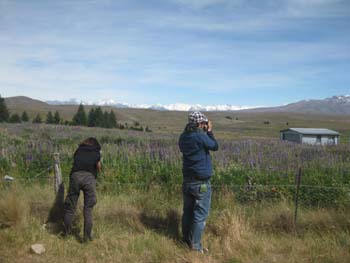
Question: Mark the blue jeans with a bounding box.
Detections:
[182,181,211,250]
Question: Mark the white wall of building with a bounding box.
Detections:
[281,131,339,145]
[301,135,338,145]
[301,135,318,145]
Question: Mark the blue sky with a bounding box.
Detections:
[0,0,349,106]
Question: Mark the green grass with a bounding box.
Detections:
[1,108,350,262]
[1,182,350,263]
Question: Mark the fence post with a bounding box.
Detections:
[294,167,302,230]
[53,153,62,193]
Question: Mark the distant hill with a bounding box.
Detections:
[6,95,350,116]
[4,96,189,130]
[6,96,50,109]
[5,96,53,117]
[45,95,350,115]
[3,95,350,140]
[247,95,350,115]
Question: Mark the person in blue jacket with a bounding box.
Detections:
[178,111,219,253]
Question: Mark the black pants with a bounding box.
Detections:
[63,171,97,240]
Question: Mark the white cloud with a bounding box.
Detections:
[0,0,349,105]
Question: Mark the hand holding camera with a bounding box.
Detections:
[202,121,212,132]
[207,121,212,132]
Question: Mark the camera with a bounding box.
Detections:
[203,121,209,131]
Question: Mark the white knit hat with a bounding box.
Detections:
[188,111,208,124]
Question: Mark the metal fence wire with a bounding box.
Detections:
[2,168,350,229]
[2,152,350,229]
[2,172,350,208]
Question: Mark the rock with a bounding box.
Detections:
[4,175,14,181]
[30,244,46,255]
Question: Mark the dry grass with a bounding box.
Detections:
[207,209,256,262]
[0,186,29,228]
[252,200,296,233]
[1,182,350,263]
[299,208,350,233]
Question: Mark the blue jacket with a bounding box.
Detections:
[179,124,219,180]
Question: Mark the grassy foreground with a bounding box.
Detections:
[1,182,350,263]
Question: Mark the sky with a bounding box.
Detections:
[0,0,349,107]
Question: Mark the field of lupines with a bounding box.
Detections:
[1,123,350,207]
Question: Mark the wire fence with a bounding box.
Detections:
[3,169,350,206]
[2,155,350,230]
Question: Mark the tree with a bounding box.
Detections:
[103,111,110,128]
[72,104,87,126]
[54,110,60,124]
[109,110,117,128]
[0,95,9,122]
[100,110,117,129]
[21,111,29,122]
[86,107,111,128]
[94,107,104,127]
[88,108,96,127]
[46,111,54,124]
[32,114,42,124]
[9,113,21,123]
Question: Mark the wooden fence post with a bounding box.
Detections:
[53,153,62,193]
[294,167,302,230]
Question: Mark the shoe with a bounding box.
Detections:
[199,248,209,254]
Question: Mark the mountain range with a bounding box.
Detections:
[46,98,253,112]
[246,95,350,115]
[3,95,350,115]
[44,95,350,114]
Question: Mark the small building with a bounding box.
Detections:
[280,128,340,145]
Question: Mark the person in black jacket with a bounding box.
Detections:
[63,137,101,242]
[178,111,219,253]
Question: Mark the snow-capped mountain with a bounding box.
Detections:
[46,98,82,105]
[325,95,350,104]
[45,99,256,111]
[132,103,253,111]
[47,98,130,108]
[248,95,350,115]
[45,95,350,114]
[7,94,350,114]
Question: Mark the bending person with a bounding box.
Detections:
[63,137,101,242]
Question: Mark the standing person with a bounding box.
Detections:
[63,137,102,242]
[179,111,219,253]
